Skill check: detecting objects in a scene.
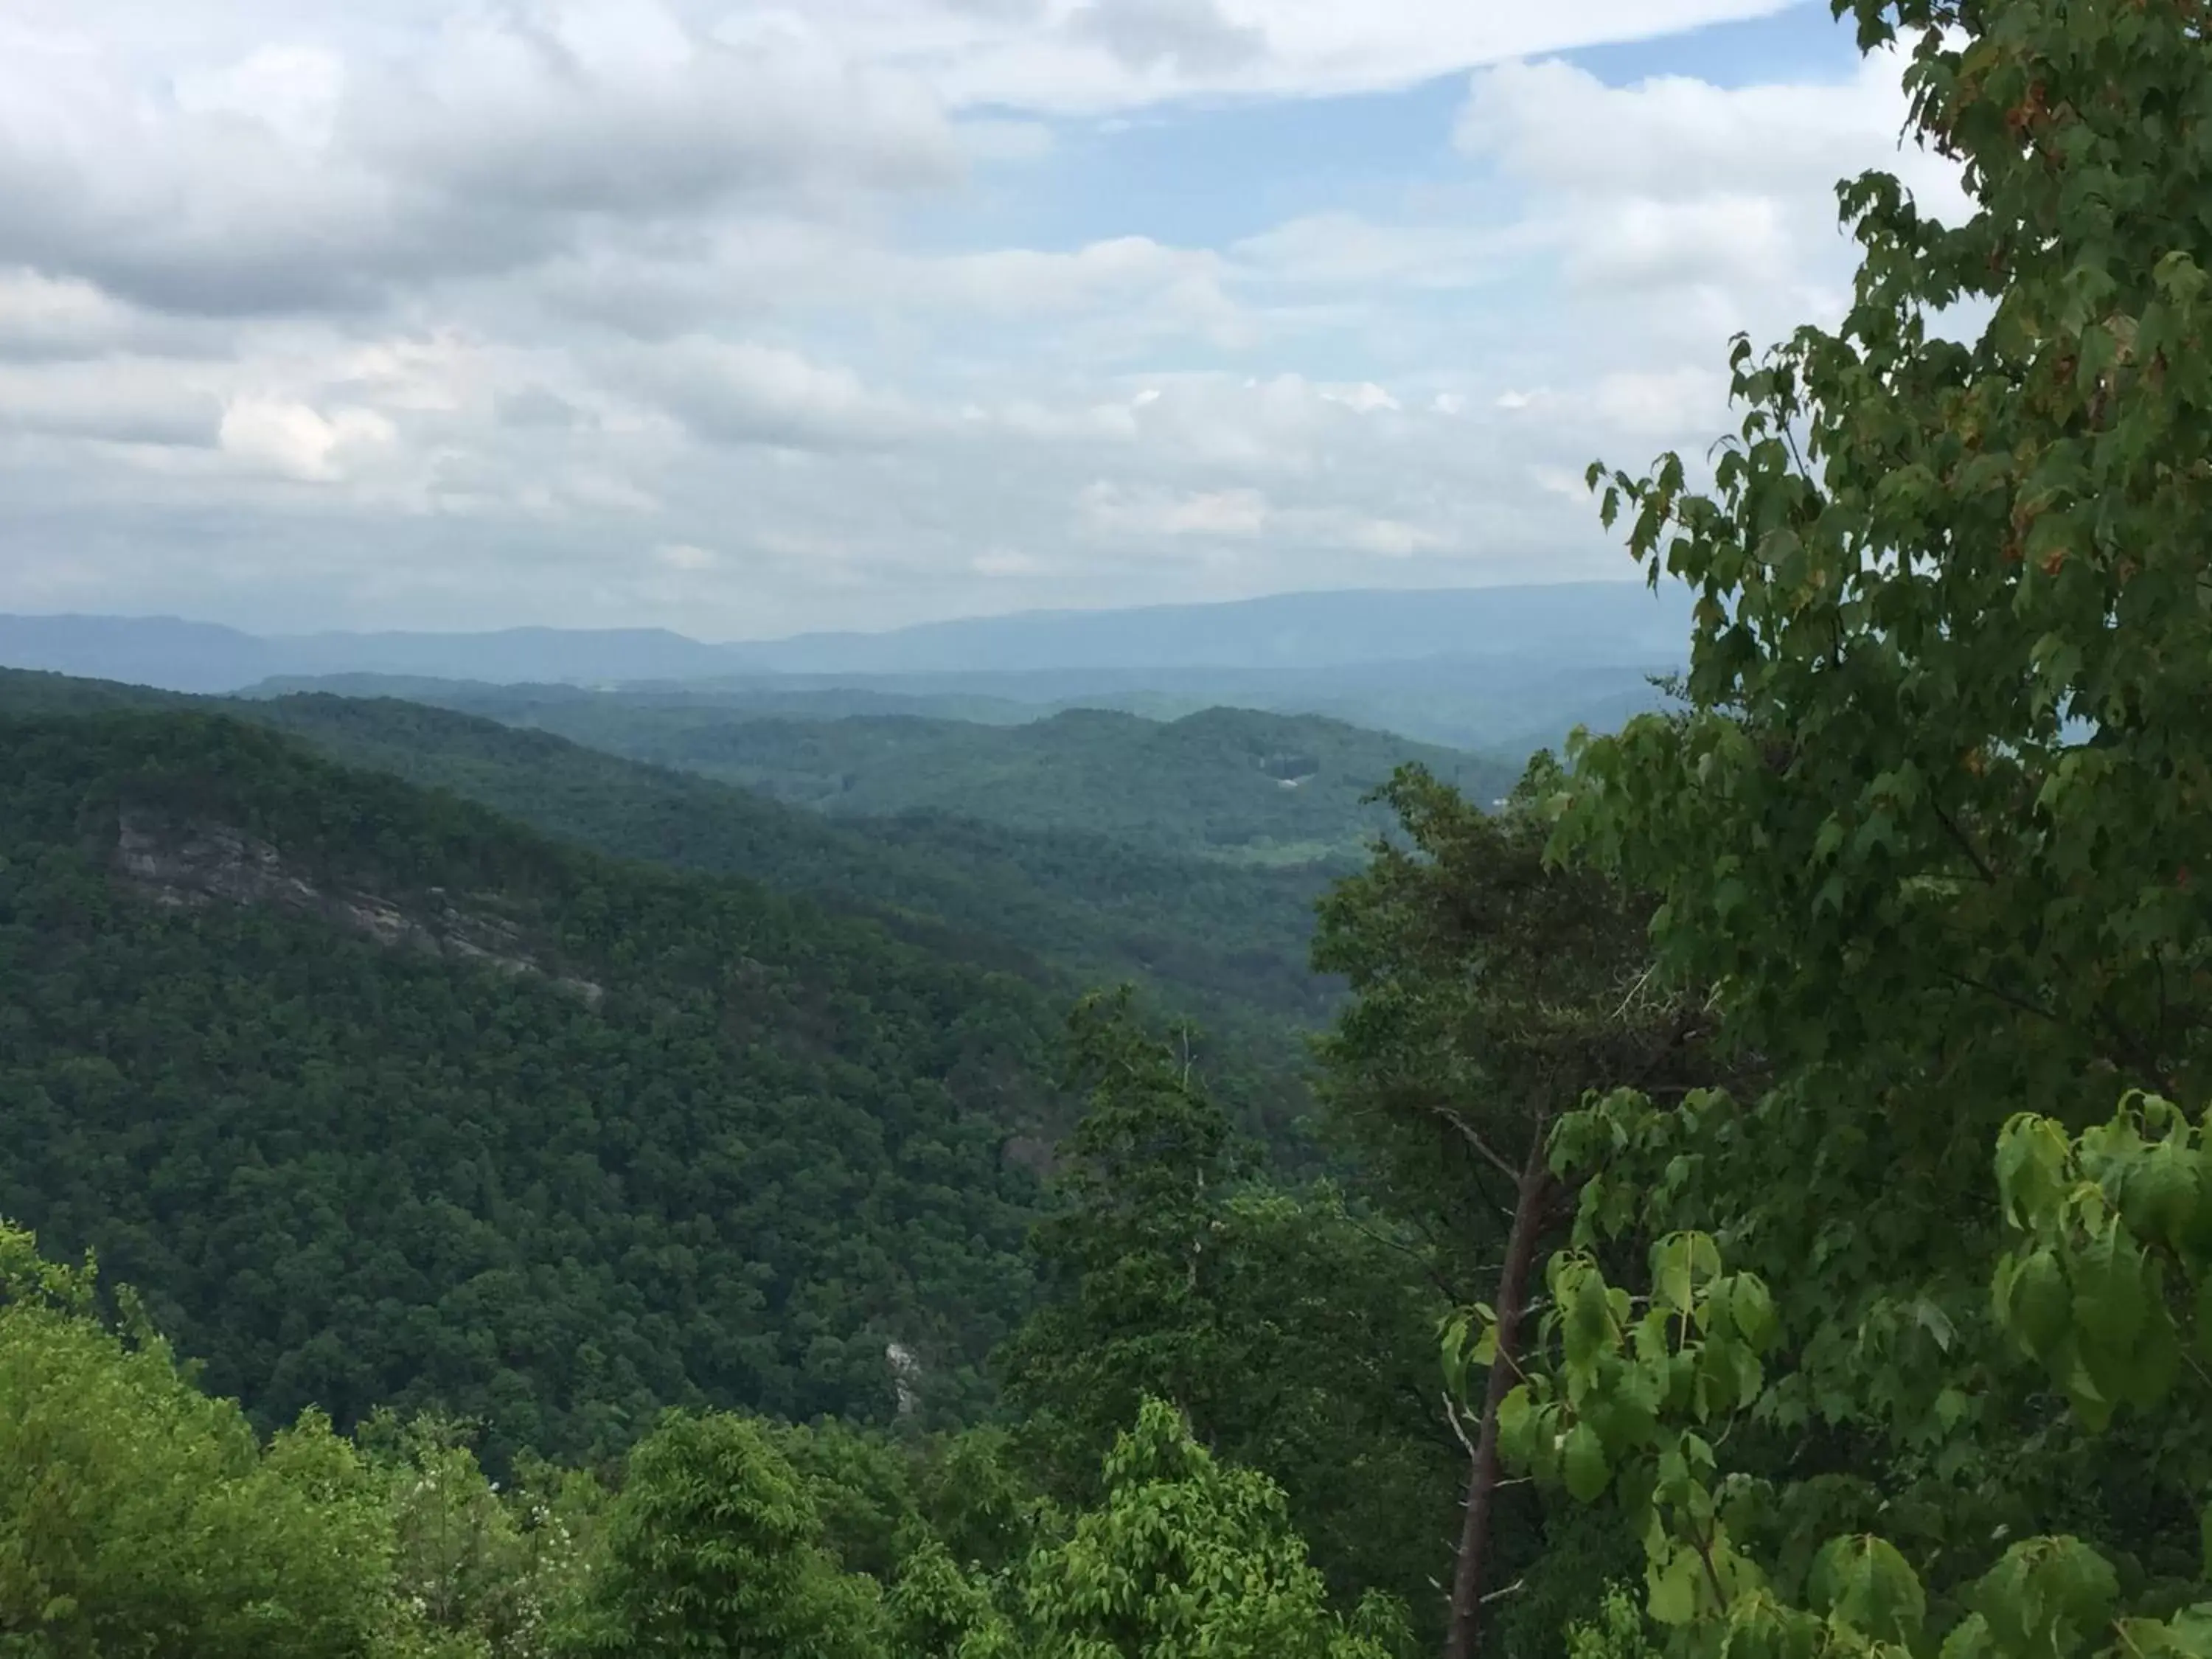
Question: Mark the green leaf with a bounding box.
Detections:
[1470,1322,1499,1368]
[1941,1613,1996,1659]
[2116,1142,2198,1250]
[2166,1607,2212,1658]
[1809,1534,1926,1645]
[1996,1116,2074,1230]
[1731,1275,1780,1352]
[1652,1232,1719,1315]
[1565,1261,1618,1371]
[1563,1421,1611,1503]
[1976,1537,2120,1659]
[2073,1230,2149,1354]
[1999,1248,2072,1357]
[1646,1545,1703,1627]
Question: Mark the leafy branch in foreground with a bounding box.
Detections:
[1453,1091,2212,1659]
[1507,0,2212,1656]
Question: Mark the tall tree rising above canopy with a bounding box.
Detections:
[1467,0,2212,1655]
[996,990,1459,1632]
[1313,762,1727,1659]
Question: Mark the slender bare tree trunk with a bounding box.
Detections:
[1444,1125,1554,1659]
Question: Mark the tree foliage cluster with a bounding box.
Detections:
[996,991,1462,1631]
[0,1213,1405,1659]
[0,708,1458,1649]
[1415,6,2212,1659]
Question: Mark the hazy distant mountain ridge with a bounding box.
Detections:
[711,582,1695,674]
[1,583,1689,755]
[0,613,277,694]
[1,582,1689,687]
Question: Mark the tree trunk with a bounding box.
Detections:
[1444,1127,1554,1659]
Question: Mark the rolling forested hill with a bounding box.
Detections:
[248,695,1346,1028]
[251,671,1054,728]
[0,669,1347,1043]
[0,707,1077,1464]
[248,658,1677,759]
[254,682,1519,864]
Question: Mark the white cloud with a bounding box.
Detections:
[1453,50,1970,311]
[0,359,225,446]
[1319,382,1399,414]
[0,0,1968,635]
[972,547,1045,576]
[1575,193,1795,291]
[1426,40,1972,486]
[924,237,1227,316]
[560,473,664,514]
[836,0,1799,111]
[1455,50,1962,207]
[956,116,1057,163]
[1080,481,1271,538]
[1072,464,1460,565]
[1530,465,1590,501]
[632,338,922,451]
[1588,366,1729,439]
[173,44,347,149]
[0,269,157,361]
[1345,517,1447,557]
[0,0,962,317]
[360,1,960,216]
[218,396,395,480]
[1232,214,1504,290]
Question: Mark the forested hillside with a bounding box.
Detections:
[276,683,1515,863]
[0,669,1344,1109]
[247,692,1346,1030]
[0,709,1068,1462]
[251,672,1055,728]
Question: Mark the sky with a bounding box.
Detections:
[0,0,1972,641]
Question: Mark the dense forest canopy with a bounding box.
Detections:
[0,668,1346,1144]
[0,709,1064,1460]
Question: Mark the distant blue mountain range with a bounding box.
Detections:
[0,582,1693,753]
[716,581,1695,675]
[1,582,1691,689]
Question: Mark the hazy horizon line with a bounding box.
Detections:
[0,573,1674,650]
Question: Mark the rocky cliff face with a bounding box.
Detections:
[113,807,604,1006]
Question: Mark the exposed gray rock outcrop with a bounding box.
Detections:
[113,807,605,1007]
